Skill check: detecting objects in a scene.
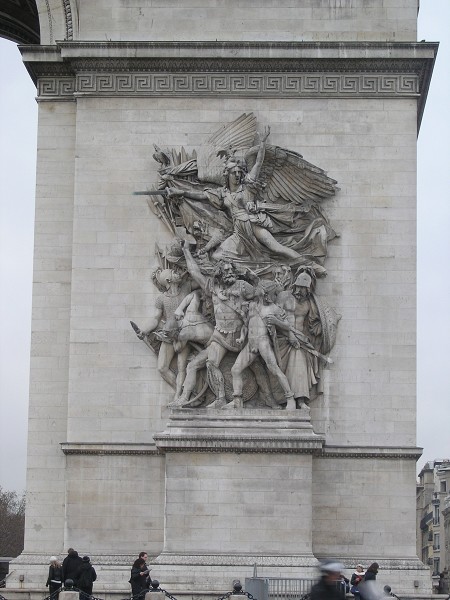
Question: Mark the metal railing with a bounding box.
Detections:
[268,578,316,600]
[246,577,316,600]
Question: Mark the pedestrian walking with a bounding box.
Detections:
[310,561,346,600]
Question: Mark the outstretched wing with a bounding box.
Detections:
[258,145,338,206]
[197,113,257,184]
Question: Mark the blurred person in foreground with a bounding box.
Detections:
[358,563,379,600]
[310,561,346,600]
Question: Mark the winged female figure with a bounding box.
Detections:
[148,113,338,275]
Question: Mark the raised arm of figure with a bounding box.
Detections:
[166,187,208,202]
[182,243,207,290]
[248,126,270,181]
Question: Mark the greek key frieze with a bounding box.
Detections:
[37,72,418,99]
[73,72,418,97]
[37,77,76,99]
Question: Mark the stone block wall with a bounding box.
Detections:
[73,0,418,43]
[24,101,76,554]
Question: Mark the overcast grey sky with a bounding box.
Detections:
[1,1,449,492]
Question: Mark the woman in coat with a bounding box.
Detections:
[46,556,63,597]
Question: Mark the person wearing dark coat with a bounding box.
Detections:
[310,561,346,600]
[75,556,97,596]
[364,563,379,582]
[129,558,150,599]
[46,556,63,597]
[62,548,83,584]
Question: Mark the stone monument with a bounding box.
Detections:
[2,0,438,596]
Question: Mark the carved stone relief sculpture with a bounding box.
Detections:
[131,113,340,410]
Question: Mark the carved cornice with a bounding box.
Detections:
[154,433,325,454]
[55,40,437,50]
[58,441,421,459]
[64,57,429,74]
[60,442,159,455]
[322,445,423,460]
[19,41,437,127]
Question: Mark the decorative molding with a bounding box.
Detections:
[316,556,430,571]
[154,553,429,569]
[154,437,421,458]
[74,72,418,98]
[58,439,421,459]
[36,72,420,101]
[44,0,53,44]
[154,553,318,567]
[149,412,421,458]
[60,442,159,455]
[57,40,437,50]
[62,0,74,40]
[321,445,423,460]
[21,41,436,125]
[10,551,429,571]
[37,76,76,100]
[67,57,430,74]
[154,433,325,454]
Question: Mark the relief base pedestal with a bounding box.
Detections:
[152,409,323,590]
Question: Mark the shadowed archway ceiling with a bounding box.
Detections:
[0,0,40,44]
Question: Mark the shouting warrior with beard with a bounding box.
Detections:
[172,243,255,408]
